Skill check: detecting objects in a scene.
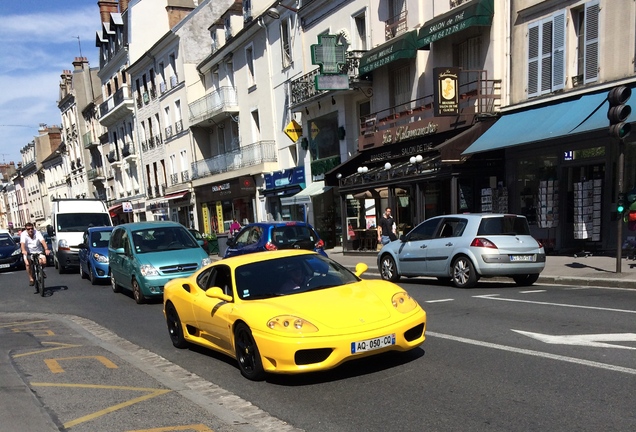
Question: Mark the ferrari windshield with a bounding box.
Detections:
[235,255,359,300]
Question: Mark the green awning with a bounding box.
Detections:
[418,0,494,47]
[359,30,419,75]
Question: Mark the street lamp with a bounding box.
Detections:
[266,3,298,19]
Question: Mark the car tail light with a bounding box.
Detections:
[265,241,278,251]
[470,238,498,249]
[535,238,543,248]
[315,239,325,249]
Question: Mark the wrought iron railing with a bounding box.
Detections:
[188,86,238,125]
[385,10,408,40]
[191,140,277,179]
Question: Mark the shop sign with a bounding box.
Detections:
[264,166,305,189]
[434,67,460,116]
[311,34,346,74]
[122,201,133,213]
[215,202,224,233]
[284,119,302,142]
[381,122,439,145]
[202,203,210,235]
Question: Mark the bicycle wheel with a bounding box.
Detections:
[37,262,45,296]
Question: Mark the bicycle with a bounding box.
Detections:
[30,252,45,297]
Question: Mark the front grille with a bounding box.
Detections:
[295,348,333,365]
[404,323,425,342]
[160,263,198,274]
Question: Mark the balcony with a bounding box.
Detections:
[154,134,163,147]
[99,132,109,145]
[358,70,501,150]
[82,131,99,149]
[122,143,138,160]
[87,167,105,182]
[289,51,368,109]
[175,119,183,133]
[181,170,190,182]
[165,125,173,139]
[107,151,119,164]
[385,10,408,40]
[170,173,179,185]
[188,86,238,127]
[99,85,134,126]
[192,140,276,179]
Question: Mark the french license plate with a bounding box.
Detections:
[351,334,395,354]
[510,255,534,262]
[0,263,9,269]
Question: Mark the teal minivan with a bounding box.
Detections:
[108,221,211,304]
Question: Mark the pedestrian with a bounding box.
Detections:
[20,222,50,288]
[377,207,397,245]
[230,218,241,236]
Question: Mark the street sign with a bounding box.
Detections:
[122,201,133,213]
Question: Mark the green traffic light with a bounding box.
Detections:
[618,204,625,213]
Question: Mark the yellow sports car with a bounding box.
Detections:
[163,250,426,380]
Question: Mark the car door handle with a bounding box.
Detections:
[420,244,427,249]
[445,242,453,246]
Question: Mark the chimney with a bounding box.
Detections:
[73,57,88,71]
[98,0,119,23]
[119,0,129,12]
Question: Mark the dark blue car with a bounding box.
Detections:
[0,233,24,271]
[78,226,114,285]
[224,221,327,258]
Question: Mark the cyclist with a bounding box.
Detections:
[20,222,50,288]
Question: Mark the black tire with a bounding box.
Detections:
[89,265,97,285]
[234,322,265,381]
[79,263,86,279]
[451,256,478,288]
[37,264,45,297]
[132,278,145,304]
[110,270,121,293]
[165,303,188,348]
[379,254,400,282]
[513,274,540,286]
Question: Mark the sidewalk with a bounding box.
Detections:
[214,247,636,289]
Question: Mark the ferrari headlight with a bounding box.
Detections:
[392,292,417,313]
[267,315,318,333]
[139,264,159,277]
[92,253,109,263]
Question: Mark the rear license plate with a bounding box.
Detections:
[0,264,9,269]
[351,334,395,354]
[510,255,534,262]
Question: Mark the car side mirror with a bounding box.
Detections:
[46,225,55,236]
[354,262,368,277]
[114,247,125,255]
[205,287,233,302]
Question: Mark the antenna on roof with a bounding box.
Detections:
[73,36,83,58]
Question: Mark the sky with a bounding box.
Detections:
[0,0,101,166]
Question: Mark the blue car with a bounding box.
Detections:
[108,221,211,304]
[224,221,328,258]
[79,227,114,285]
[0,233,24,272]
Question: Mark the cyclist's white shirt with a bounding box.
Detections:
[20,230,45,254]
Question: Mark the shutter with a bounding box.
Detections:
[584,1,599,83]
[527,23,540,97]
[552,11,566,91]
[540,19,553,95]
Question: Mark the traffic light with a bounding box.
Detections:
[617,193,626,214]
[607,86,631,139]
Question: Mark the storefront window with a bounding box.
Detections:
[516,155,558,225]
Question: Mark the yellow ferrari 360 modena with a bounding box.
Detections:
[163,249,426,380]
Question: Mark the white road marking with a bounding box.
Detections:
[473,293,636,314]
[520,290,546,294]
[425,299,454,303]
[428,331,636,375]
[512,330,636,350]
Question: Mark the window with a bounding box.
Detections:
[354,11,367,50]
[527,11,565,97]
[245,45,255,86]
[574,1,599,85]
[390,65,411,109]
[281,18,292,67]
[454,36,481,70]
[251,110,260,141]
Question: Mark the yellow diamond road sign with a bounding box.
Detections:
[284,119,302,142]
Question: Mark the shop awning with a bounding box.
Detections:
[418,0,494,48]
[462,89,633,155]
[359,30,420,75]
[261,184,303,197]
[162,190,189,201]
[108,204,122,216]
[280,181,332,206]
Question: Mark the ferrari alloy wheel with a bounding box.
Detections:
[165,303,188,348]
[110,270,120,293]
[234,323,265,381]
[132,278,145,304]
[451,256,477,288]
[513,274,539,287]
[380,254,400,282]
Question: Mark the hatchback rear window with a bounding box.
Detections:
[477,216,530,236]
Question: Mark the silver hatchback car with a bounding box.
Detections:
[378,214,546,288]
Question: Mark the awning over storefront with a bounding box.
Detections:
[418,0,494,48]
[462,89,634,155]
[108,204,122,217]
[162,190,189,201]
[280,181,332,206]
[261,184,303,198]
[359,30,420,75]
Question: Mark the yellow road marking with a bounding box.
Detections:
[0,320,49,328]
[31,383,171,429]
[126,424,214,431]
[13,342,82,358]
[44,355,118,373]
[12,328,55,336]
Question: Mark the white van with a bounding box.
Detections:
[47,199,112,273]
